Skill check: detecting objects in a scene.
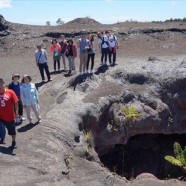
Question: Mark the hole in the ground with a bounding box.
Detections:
[98,134,186,181]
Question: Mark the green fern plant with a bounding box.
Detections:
[121,105,142,121]
[164,142,186,173]
[120,105,143,124]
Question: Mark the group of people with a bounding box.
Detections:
[0,74,42,148]
[36,30,118,80]
[0,30,118,148]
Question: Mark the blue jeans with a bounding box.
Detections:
[0,121,6,139]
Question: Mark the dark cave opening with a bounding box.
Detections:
[98,134,186,181]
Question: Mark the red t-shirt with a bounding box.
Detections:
[0,89,18,122]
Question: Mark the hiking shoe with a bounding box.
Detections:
[20,116,26,121]
[0,138,5,144]
[38,119,42,123]
[11,141,17,148]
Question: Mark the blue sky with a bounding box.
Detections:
[0,0,186,25]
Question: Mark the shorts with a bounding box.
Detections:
[0,119,16,135]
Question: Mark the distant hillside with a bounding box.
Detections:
[64,17,102,29]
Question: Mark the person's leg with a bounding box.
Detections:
[104,48,108,64]
[91,53,95,71]
[25,105,32,123]
[44,63,51,81]
[71,57,75,70]
[62,54,66,69]
[79,54,83,73]
[38,63,45,80]
[3,121,16,147]
[57,58,60,71]
[87,54,90,71]
[68,56,72,75]
[53,58,57,72]
[18,100,23,117]
[113,48,116,65]
[101,48,104,65]
[67,56,71,71]
[31,104,41,121]
[108,48,112,65]
[0,120,6,143]
[83,54,88,72]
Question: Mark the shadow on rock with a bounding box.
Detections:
[35,81,47,90]
[94,64,109,75]
[69,73,94,91]
[50,69,66,75]
[17,122,38,133]
[0,146,16,155]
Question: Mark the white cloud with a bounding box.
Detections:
[0,0,12,8]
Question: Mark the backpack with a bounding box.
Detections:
[100,36,109,47]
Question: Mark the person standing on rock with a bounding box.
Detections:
[8,73,26,124]
[50,38,61,73]
[0,78,18,148]
[87,34,96,73]
[77,33,90,74]
[20,75,42,124]
[59,35,68,70]
[106,30,119,66]
[35,44,52,82]
[65,39,77,76]
[97,31,109,65]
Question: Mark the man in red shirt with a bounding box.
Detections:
[0,78,18,148]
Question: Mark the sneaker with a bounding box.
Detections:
[20,116,26,121]
[48,78,53,82]
[0,138,5,144]
[16,118,20,123]
[67,70,71,75]
[11,141,17,148]
[38,119,42,123]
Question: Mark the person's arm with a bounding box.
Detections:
[35,53,39,67]
[115,36,119,49]
[14,102,19,119]
[77,39,80,48]
[20,86,25,106]
[73,45,77,57]
[34,84,39,104]
[11,90,19,118]
[44,50,47,61]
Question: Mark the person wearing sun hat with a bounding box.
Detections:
[20,74,42,124]
[8,73,26,124]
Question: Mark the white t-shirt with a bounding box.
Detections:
[98,35,109,48]
[108,35,117,48]
[35,49,47,64]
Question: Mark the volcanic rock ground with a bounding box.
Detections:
[0,16,186,185]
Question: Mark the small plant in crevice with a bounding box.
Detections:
[64,154,73,169]
[106,105,143,133]
[164,142,186,174]
[83,130,94,154]
[119,105,143,125]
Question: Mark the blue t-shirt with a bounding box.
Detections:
[79,38,90,54]
[8,82,21,98]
